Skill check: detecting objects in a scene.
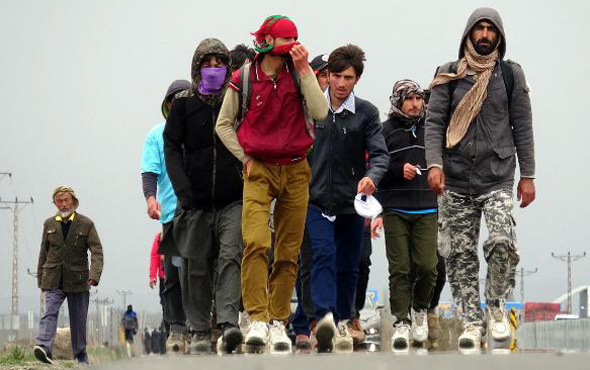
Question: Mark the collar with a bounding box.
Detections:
[254,59,290,82]
[326,88,355,115]
[55,212,76,223]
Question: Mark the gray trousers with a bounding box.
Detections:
[36,289,89,357]
[177,201,243,332]
[438,189,519,328]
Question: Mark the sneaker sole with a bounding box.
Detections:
[315,324,335,353]
[245,344,266,354]
[34,347,53,364]
[270,342,292,354]
[224,330,244,354]
[392,339,409,351]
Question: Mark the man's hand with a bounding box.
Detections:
[146,196,161,220]
[517,178,536,208]
[290,44,310,75]
[357,177,376,195]
[403,163,418,180]
[149,279,157,289]
[371,217,384,239]
[245,159,254,177]
[88,279,98,287]
[427,167,445,195]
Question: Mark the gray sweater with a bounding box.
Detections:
[425,7,535,195]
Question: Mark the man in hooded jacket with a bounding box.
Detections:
[141,79,191,353]
[164,38,244,354]
[425,7,535,349]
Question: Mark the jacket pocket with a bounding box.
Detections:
[490,146,517,180]
[70,265,89,282]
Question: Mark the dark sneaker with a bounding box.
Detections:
[189,330,212,354]
[34,345,54,364]
[221,325,243,354]
[76,352,89,364]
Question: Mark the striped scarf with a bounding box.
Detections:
[430,38,499,148]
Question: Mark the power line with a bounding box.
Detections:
[551,251,586,314]
[116,290,133,309]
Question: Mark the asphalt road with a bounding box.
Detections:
[92,352,588,370]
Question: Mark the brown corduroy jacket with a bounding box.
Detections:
[37,212,103,293]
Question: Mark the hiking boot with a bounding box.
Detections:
[427,310,442,342]
[34,345,54,364]
[391,321,410,352]
[295,334,311,353]
[245,320,268,353]
[334,321,353,353]
[347,318,366,346]
[458,325,483,350]
[166,331,185,355]
[218,325,243,354]
[268,320,292,354]
[315,313,337,353]
[189,330,212,354]
[488,306,510,341]
[411,309,428,344]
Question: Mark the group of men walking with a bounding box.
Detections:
[31,5,535,363]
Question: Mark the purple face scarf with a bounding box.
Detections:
[198,66,227,95]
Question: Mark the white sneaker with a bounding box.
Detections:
[334,321,353,353]
[458,325,482,351]
[488,307,510,341]
[411,309,429,343]
[245,320,268,347]
[391,321,410,352]
[315,313,337,353]
[268,320,292,354]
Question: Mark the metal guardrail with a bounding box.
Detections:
[518,318,590,351]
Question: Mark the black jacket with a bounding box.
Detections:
[376,116,437,210]
[309,96,389,215]
[164,92,243,211]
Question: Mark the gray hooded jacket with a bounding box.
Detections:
[425,7,535,195]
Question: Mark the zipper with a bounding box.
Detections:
[211,110,217,212]
[328,112,336,214]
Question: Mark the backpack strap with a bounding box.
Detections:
[288,64,315,140]
[500,59,514,106]
[235,63,252,131]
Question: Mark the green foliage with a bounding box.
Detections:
[0,345,27,365]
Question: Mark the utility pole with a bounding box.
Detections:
[116,290,132,309]
[552,251,586,314]
[27,269,46,318]
[0,196,34,340]
[91,294,114,345]
[0,172,12,182]
[515,267,538,303]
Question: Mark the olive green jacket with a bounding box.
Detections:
[37,212,103,292]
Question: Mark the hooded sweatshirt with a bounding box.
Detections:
[164,38,243,211]
[425,7,535,195]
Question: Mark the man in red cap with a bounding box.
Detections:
[216,15,327,354]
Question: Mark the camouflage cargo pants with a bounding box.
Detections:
[438,189,520,328]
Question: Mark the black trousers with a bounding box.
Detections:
[429,251,446,310]
[353,224,372,319]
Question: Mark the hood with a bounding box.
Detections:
[459,7,506,59]
[161,79,191,119]
[190,38,230,91]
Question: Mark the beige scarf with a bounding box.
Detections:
[430,38,499,148]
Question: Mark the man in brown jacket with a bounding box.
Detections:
[34,186,103,364]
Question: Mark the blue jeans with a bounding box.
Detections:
[306,206,364,323]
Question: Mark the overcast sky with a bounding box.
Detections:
[1,0,588,318]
